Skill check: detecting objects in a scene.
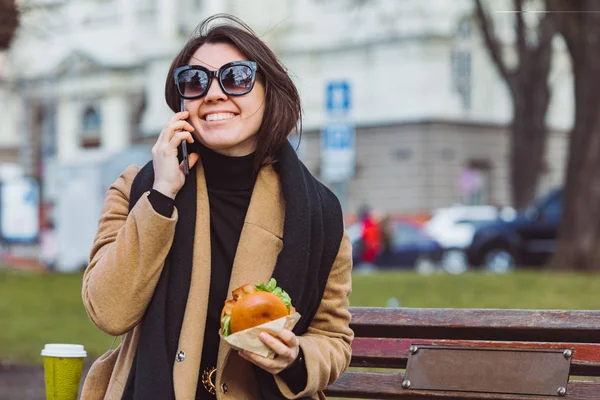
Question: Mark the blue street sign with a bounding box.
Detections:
[322,123,354,150]
[326,81,351,115]
[321,122,355,183]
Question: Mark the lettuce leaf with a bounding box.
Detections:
[221,315,231,337]
[256,278,277,293]
[256,278,292,312]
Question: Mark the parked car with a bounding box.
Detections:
[466,188,563,273]
[424,205,514,274]
[374,218,443,272]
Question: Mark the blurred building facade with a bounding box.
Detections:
[0,0,573,219]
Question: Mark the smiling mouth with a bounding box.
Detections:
[204,112,236,122]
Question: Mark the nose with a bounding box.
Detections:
[204,77,227,103]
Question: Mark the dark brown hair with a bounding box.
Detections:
[165,14,302,171]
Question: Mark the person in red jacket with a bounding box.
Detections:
[359,206,381,265]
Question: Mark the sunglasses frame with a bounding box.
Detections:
[174,61,258,99]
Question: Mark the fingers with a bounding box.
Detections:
[259,332,291,356]
[238,331,300,374]
[276,329,299,348]
[152,131,194,160]
[169,130,194,149]
[187,152,200,170]
[168,111,191,127]
[159,112,194,143]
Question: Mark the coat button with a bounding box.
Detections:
[176,351,185,362]
[221,383,228,393]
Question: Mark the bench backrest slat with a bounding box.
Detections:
[350,337,600,376]
[325,371,600,400]
[351,307,600,343]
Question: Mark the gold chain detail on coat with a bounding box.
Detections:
[202,366,217,395]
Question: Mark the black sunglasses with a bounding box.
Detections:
[174,61,258,99]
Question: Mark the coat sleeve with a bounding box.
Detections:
[82,165,179,336]
[274,231,354,399]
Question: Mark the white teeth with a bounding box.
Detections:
[205,113,235,121]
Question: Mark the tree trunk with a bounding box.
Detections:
[474,0,555,209]
[547,0,600,271]
[510,98,548,210]
[509,44,552,209]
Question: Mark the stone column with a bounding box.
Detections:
[56,97,80,162]
[101,94,130,151]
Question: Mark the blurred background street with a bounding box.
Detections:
[2,0,600,398]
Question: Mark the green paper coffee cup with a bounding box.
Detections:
[41,344,87,400]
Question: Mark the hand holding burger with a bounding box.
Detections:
[239,328,301,375]
[220,279,301,373]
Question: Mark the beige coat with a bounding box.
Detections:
[81,162,354,400]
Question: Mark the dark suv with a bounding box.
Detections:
[466,188,563,272]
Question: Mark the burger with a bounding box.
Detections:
[220,278,295,337]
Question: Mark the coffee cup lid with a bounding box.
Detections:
[41,344,87,358]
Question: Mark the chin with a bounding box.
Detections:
[200,135,256,156]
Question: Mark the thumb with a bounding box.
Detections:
[188,152,200,169]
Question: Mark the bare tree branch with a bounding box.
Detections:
[474,0,513,84]
[0,0,19,50]
[533,15,556,58]
[546,0,582,61]
[514,0,528,65]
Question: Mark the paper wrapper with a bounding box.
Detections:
[220,312,301,358]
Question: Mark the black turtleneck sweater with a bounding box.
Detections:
[148,143,307,399]
[198,143,256,398]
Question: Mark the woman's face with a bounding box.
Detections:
[184,42,266,156]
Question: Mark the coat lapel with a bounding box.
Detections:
[173,162,212,400]
[215,165,285,387]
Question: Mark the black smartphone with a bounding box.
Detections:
[178,98,189,176]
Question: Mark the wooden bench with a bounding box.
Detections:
[325,307,600,399]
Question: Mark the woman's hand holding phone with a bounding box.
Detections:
[152,111,199,199]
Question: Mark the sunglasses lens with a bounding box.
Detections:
[221,65,254,94]
[177,69,208,98]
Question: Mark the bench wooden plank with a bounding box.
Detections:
[324,371,600,400]
[328,307,600,399]
[350,307,600,343]
[349,337,600,376]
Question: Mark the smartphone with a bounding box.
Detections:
[178,97,190,176]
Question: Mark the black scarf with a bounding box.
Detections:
[122,141,344,399]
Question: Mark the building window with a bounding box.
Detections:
[452,18,472,111]
[81,106,101,148]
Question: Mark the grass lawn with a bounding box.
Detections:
[2,268,599,365]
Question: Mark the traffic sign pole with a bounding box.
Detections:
[321,80,354,210]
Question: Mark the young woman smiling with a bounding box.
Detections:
[81,14,353,400]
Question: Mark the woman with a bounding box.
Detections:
[81,14,353,400]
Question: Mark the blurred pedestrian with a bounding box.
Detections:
[459,162,484,205]
[357,205,381,267]
[80,14,353,400]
